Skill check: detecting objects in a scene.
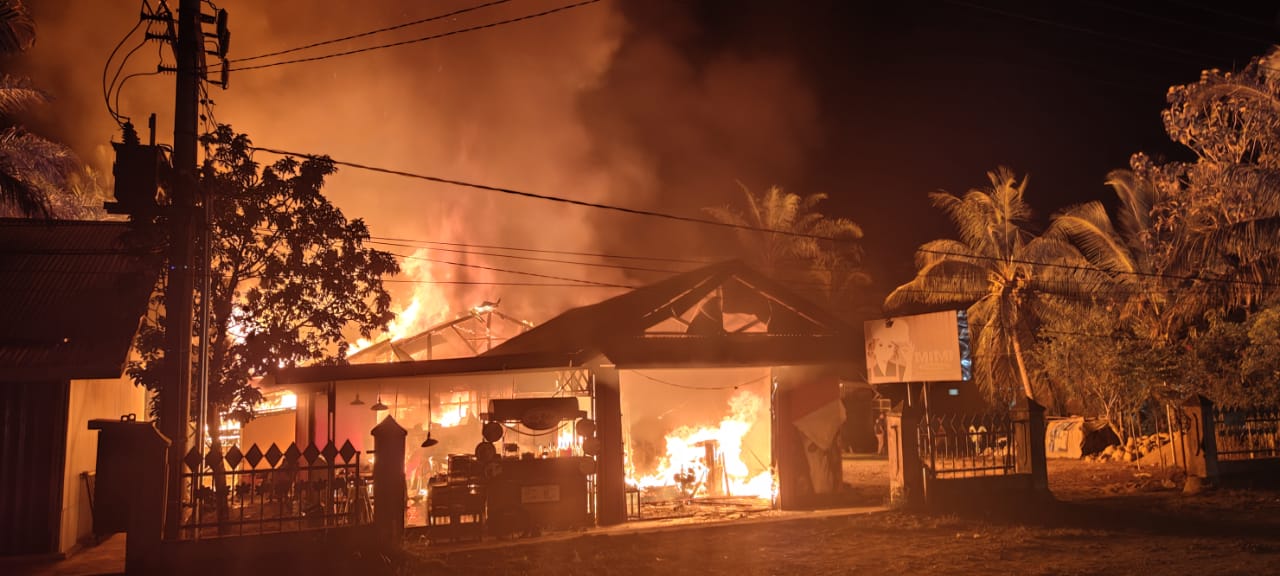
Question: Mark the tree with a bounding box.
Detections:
[704,183,867,312]
[1152,47,1280,311]
[886,168,1101,406]
[1180,303,1280,409]
[1030,302,1175,440]
[127,126,399,528]
[0,0,81,218]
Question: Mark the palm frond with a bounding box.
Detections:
[1104,169,1154,243]
[885,258,991,311]
[1049,202,1138,276]
[0,160,47,217]
[0,74,50,114]
[0,127,75,185]
[0,0,35,54]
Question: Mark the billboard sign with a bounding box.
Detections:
[864,310,972,384]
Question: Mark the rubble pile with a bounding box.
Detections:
[1086,432,1175,464]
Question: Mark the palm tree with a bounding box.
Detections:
[886,168,1100,405]
[0,0,75,218]
[1048,169,1178,336]
[704,183,866,310]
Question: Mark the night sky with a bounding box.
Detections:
[623,0,1280,291]
[20,0,1280,322]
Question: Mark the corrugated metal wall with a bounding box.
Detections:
[0,380,69,557]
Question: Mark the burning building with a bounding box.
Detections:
[266,259,859,530]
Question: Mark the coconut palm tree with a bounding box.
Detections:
[0,0,75,218]
[704,183,867,311]
[886,168,1101,405]
[1048,168,1180,337]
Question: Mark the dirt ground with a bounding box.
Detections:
[404,457,1280,575]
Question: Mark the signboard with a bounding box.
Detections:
[520,484,561,504]
[864,310,972,384]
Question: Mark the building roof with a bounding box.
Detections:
[484,259,859,362]
[268,260,861,388]
[0,219,160,382]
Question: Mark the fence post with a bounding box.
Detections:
[1011,396,1048,493]
[888,402,924,508]
[1179,395,1219,484]
[371,416,406,551]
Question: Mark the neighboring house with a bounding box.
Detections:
[0,219,158,558]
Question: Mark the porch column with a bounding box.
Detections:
[592,365,626,525]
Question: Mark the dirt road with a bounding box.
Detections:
[407,459,1280,575]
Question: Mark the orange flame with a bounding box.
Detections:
[347,248,452,357]
[630,390,773,499]
[433,390,474,428]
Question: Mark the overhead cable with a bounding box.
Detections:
[217,0,603,73]
[234,0,512,63]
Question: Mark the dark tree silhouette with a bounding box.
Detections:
[128,126,399,529]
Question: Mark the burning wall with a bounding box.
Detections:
[619,367,773,501]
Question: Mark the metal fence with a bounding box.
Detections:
[179,440,369,539]
[1213,407,1280,461]
[917,413,1016,479]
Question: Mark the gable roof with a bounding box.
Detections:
[0,219,160,382]
[483,259,859,367]
[267,260,862,389]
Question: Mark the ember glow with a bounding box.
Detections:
[630,390,773,499]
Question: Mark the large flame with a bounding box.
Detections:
[348,248,452,357]
[630,390,772,499]
[433,390,474,428]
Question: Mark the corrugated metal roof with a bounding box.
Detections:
[484,259,859,360]
[267,260,862,388]
[0,218,161,381]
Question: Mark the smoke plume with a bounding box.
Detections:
[20,0,825,332]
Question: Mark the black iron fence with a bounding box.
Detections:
[179,440,370,539]
[1212,407,1280,461]
[917,413,1016,479]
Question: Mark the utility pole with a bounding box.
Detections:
[161,0,201,539]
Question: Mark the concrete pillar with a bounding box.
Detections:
[1012,396,1048,493]
[87,417,170,574]
[1179,395,1219,481]
[592,365,626,525]
[371,416,406,549]
[888,401,924,507]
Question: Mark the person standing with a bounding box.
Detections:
[874,412,887,456]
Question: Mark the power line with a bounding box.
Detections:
[911,246,1279,290]
[235,0,512,63]
[102,8,146,125]
[1076,0,1278,49]
[387,250,635,288]
[367,235,717,266]
[217,0,604,73]
[940,0,1237,68]
[1165,0,1279,29]
[631,371,768,391]
[380,279,627,288]
[247,145,860,244]
[246,143,1277,294]
[115,71,165,126]
[368,239,683,275]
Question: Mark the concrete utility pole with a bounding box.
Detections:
[161,0,201,539]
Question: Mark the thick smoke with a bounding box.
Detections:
[21,0,824,330]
